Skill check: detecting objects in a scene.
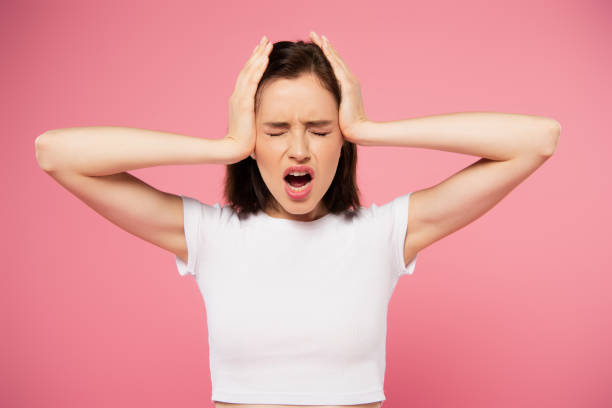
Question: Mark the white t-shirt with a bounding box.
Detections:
[175,192,418,405]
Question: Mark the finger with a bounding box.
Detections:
[321,35,350,73]
[242,41,272,85]
[257,36,268,54]
[250,41,272,71]
[321,35,347,71]
[309,31,323,48]
[311,32,342,71]
[242,37,270,74]
[311,31,337,71]
[250,39,268,65]
[254,42,273,71]
[250,36,266,58]
[317,39,347,82]
[236,36,271,94]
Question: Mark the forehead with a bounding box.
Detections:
[258,75,337,120]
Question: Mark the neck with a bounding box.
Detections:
[264,201,328,222]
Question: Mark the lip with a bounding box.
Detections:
[283,165,315,179]
[284,177,314,200]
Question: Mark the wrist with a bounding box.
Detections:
[344,119,375,146]
[220,136,252,165]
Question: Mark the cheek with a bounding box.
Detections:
[317,137,343,159]
[255,143,283,183]
[258,136,284,155]
[316,144,343,181]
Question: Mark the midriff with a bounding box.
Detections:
[214,401,383,408]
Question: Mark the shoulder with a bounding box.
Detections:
[180,195,239,232]
[362,192,413,220]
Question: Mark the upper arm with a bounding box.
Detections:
[403,152,553,265]
[41,168,190,263]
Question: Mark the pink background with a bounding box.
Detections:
[4,0,610,407]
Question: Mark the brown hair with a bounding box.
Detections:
[223,39,362,220]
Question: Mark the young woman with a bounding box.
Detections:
[35,31,561,408]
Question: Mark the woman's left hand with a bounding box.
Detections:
[309,31,370,144]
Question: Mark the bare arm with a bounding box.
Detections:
[350,113,561,266]
[34,36,272,270]
[35,126,245,175]
[309,32,562,270]
[361,113,560,267]
[347,112,560,159]
[33,127,243,266]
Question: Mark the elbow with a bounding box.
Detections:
[538,119,561,157]
[35,131,58,172]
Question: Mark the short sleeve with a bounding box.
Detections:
[174,194,221,278]
[390,192,418,278]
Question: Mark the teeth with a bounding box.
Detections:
[286,180,311,192]
[288,171,309,176]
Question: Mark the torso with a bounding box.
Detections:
[208,208,387,408]
[214,402,382,408]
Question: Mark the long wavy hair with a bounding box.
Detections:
[223,39,361,220]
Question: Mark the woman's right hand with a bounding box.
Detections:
[224,35,273,163]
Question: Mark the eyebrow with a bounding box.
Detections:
[263,120,333,127]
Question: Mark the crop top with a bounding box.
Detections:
[174,192,418,405]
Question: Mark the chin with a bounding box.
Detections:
[278,190,320,211]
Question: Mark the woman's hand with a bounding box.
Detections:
[224,35,273,162]
[309,31,371,144]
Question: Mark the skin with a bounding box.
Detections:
[215,403,382,408]
[215,31,558,408]
[252,73,345,222]
[37,31,557,408]
[214,38,383,408]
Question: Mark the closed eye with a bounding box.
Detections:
[266,131,329,137]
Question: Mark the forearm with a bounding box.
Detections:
[356,112,561,161]
[35,126,237,176]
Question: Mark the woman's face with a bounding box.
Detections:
[253,73,344,221]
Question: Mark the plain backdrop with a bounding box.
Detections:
[3,0,610,407]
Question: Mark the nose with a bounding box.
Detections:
[287,130,310,161]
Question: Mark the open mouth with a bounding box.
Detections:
[284,173,312,191]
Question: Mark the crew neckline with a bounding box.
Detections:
[258,209,335,227]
